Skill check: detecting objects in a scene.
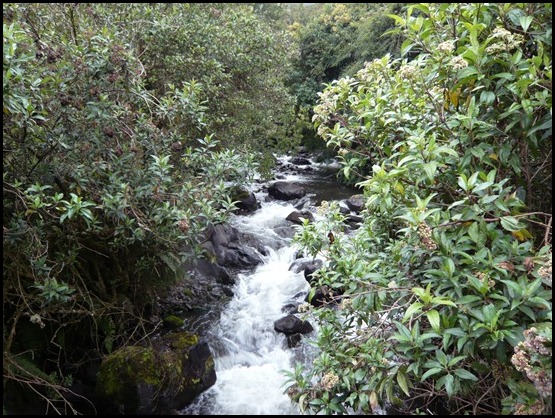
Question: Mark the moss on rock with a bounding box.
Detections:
[96,332,215,414]
[164,331,198,350]
[163,315,185,328]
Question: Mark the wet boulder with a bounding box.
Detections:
[268,182,306,201]
[285,210,314,225]
[306,285,343,308]
[345,194,365,213]
[289,259,323,285]
[290,156,311,166]
[286,333,303,348]
[195,256,234,286]
[96,332,216,414]
[231,187,258,213]
[274,314,313,335]
[207,223,266,268]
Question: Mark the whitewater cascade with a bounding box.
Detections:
[182,156,356,415]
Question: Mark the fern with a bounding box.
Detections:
[8,355,59,385]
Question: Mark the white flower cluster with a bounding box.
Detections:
[437,40,455,53]
[317,200,330,216]
[356,57,391,83]
[486,27,525,55]
[417,222,437,251]
[450,55,468,70]
[30,313,46,329]
[313,89,341,136]
[320,372,340,391]
[398,64,418,80]
[297,302,311,313]
[511,327,552,398]
[538,255,552,286]
[339,298,352,310]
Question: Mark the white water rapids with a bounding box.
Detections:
[181,157,357,415]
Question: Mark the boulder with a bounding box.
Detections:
[274,314,313,335]
[268,182,306,201]
[207,223,266,268]
[289,259,323,285]
[232,188,258,213]
[285,210,314,225]
[290,157,311,166]
[345,194,365,213]
[96,332,216,414]
[286,333,303,348]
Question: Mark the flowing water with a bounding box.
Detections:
[182,156,358,415]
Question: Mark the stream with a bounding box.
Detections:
[181,155,358,415]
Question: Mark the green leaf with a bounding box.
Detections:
[445,328,467,337]
[454,368,478,381]
[432,298,457,307]
[421,367,443,381]
[457,295,481,305]
[426,309,441,331]
[517,305,536,321]
[436,349,448,366]
[403,302,424,322]
[444,374,455,397]
[500,216,522,232]
[458,66,479,79]
[519,15,533,32]
[397,371,410,396]
[354,368,366,382]
[479,90,495,106]
[423,161,438,181]
[448,355,466,367]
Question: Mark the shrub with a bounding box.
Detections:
[286,3,552,415]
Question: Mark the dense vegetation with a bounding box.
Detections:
[3,2,552,415]
[287,3,552,415]
[3,3,292,413]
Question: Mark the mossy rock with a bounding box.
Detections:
[96,332,216,414]
[163,315,184,329]
[230,186,258,213]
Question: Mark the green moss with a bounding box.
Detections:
[231,187,250,201]
[97,332,206,412]
[163,315,184,328]
[205,356,214,371]
[97,346,163,401]
[164,332,198,350]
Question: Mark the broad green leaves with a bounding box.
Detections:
[291,2,552,415]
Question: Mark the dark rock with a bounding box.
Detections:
[292,291,307,301]
[268,181,306,201]
[346,214,363,224]
[345,194,365,213]
[286,333,302,348]
[207,223,266,268]
[232,188,258,213]
[306,285,343,307]
[338,204,350,215]
[290,259,323,285]
[307,287,327,307]
[290,157,311,165]
[96,332,216,414]
[222,286,234,297]
[195,258,234,286]
[274,314,313,335]
[215,247,262,268]
[285,210,314,225]
[281,303,299,314]
[274,225,296,239]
